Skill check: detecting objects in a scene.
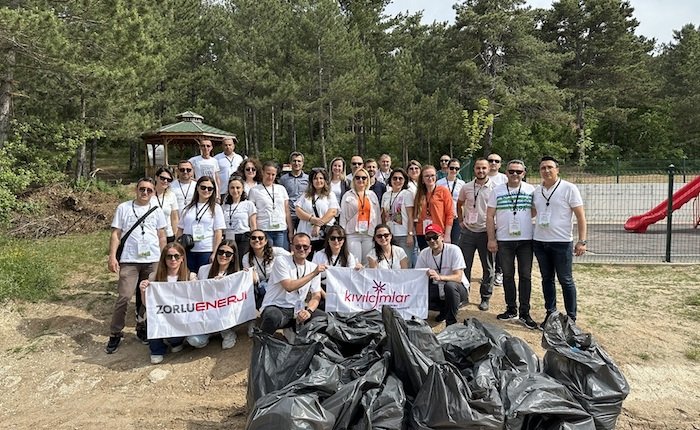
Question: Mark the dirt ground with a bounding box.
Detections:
[1,258,699,430]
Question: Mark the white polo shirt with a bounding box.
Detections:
[261,255,321,311]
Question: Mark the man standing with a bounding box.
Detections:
[364,158,387,202]
[105,178,167,353]
[189,139,221,194]
[215,136,244,199]
[486,160,538,329]
[279,151,309,231]
[457,158,495,312]
[415,224,469,326]
[376,154,392,185]
[436,154,452,180]
[259,233,325,334]
[532,156,587,324]
[346,155,364,183]
[171,160,196,211]
[486,153,508,185]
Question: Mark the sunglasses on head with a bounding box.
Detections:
[508,169,524,175]
[138,187,154,194]
[448,166,460,171]
[294,244,311,251]
[375,233,391,239]
[425,234,440,242]
[487,159,501,163]
[199,185,215,192]
[329,236,345,242]
[179,167,192,173]
[217,250,234,258]
[158,175,173,182]
[165,253,181,260]
[250,235,266,241]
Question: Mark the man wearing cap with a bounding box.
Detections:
[215,136,244,200]
[415,224,469,326]
[532,156,587,325]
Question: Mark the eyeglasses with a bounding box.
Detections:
[352,162,363,166]
[245,167,256,172]
[200,145,212,148]
[329,236,345,242]
[487,159,501,164]
[508,170,524,175]
[217,250,234,258]
[440,159,450,163]
[408,166,420,170]
[158,175,173,182]
[199,185,215,192]
[165,253,181,260]
[391,176,404,181]
[138,187,154,194]
[448,166,460,171]
[294,244,311,251]
[423,175,436,179]
[250,235,266,241]
[375,233,391,239]
[425,234,440,242]
[179,168,192,173]
[354,176,368,181]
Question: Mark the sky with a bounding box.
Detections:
[384,0,699,46]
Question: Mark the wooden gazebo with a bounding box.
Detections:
[141,111,235,176]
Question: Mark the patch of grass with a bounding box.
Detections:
[636,352,651,361]
[685,345,700,362]
[685,293,700,321]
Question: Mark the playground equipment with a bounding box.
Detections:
[624,176,700,233]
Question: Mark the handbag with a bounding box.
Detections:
[177,234,195,251]
[116,206,159,261]
[311,196,331,238]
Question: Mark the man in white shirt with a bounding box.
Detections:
[346,155,364,183]
[415,224,469,326]
[486,153,507,286]
[532,156,587,325]
[171,160,196,211]
[189,139,221,194]
[259,233,326,334]
[215,136,244,199]
[486,160,537,329]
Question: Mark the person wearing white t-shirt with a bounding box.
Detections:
[242,229,291,314]
[367,224,409,269]
[248,161,293,250]
[437,158,466,245]
[215,136,244,199]
[222,176,257,265]
[171,160,196,211]
[105,178,167,354]
[152,166,179,242]
[294,168,339,253]
[312,225,361,309]
[415,223,469,326]
[486,160,537,330]
[189,139,221,194]
[486,153,508,185]
[381,168,415,266]
[532,156,587,324]
[260,233,325,334]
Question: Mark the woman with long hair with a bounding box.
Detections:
[139,242,196,364]
[367,224,408,269]
[311,225,361,309]
[381,167,414,266]
[413,165,454,249]
[339,167,380,265]
[406,159,422,195]
[177,176,226,273]
[186,239,241,350]
[248,161,293,249]
[236,158,263,194]
[222,176,257,265]
[153,166,179,243]
[328,156,350,206]
[295,168,339,253]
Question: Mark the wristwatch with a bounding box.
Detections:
[577,240,587,246]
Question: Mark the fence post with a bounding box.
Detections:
[665,164,675,263]
[615,157,620,184]
[682,156,687,183]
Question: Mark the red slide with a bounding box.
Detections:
[624,176,700,233]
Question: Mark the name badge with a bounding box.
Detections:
[538,212,551,227]
[467,211,478,225]
[137,238,151,257]
[193,224,205,241]
[358,220,369,233]
[509,218,521,236]
[423,218,433,232]
[270,210,283,229]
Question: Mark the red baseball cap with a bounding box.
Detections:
[424,224,444,235]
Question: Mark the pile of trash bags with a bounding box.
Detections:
[246,308,629,430]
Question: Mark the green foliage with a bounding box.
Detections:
[0,239,62,301]
[462,99,494,157]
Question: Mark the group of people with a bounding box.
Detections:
[105,137,587,364]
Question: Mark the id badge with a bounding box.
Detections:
[193,224,205,241]
[467,211,478,225]
[423,218,433,232]
[137,238,151,258]
[229,219,242,232]
[509,218,521,236]
[393,212,403,225]
[270,210,282,229]
[538,212,551,228]
[358,220,369,233]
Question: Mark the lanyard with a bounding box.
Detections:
[382,246,394,269]
[263,185,276,209]
[356,191,366,214]
[509,184,522,216]
[179,182,192,201]
[541,179,562,207]
[388,191,399,214]
[194,202,210,223]
[426,186,434,217]
[473,178,489,208]
[131,201,151,236]
[155,192,165,209]
[431,247,443,273]
[449,180,457,196]
[331,254,340,266]
[227,202,241,227]
[253,255,268,280]
[295,261,307,279]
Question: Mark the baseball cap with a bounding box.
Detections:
[424,224,444,235]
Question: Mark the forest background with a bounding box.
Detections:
[1,0,699,225]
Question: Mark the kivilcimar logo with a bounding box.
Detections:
[343,279,410,309]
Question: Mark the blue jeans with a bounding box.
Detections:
[265,230,289,250]
[498,240,533,316]
[186,251,210,274]
[458,228,494,299]
[533,241,577,320]
[149,337,184,356]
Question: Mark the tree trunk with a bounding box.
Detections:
[576,97,586,165]
[0,41,16,149]
[291,115,297,152]
[89,138,97,173]
[243,106,249,156]
[74,92,87,182]
[252,107,259,157]
[482,123,494,156]
[271,105,276,160]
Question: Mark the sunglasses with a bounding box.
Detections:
[158,175,173,182]
[138,187,154,194]
[179,168,192,173]
[448,166,460,171]
[440,159,450,163]
[329,236,345,242]
[245,167,256,172]
[391,176,404,181]
[294,244,311,251]
[508,170,524,175]
[487,159,501,163]
[355,176,368,181]
[352,162,363,166]
[375,233,391,239]
[250,235,266,241]
[425,234,440,242]
[217,250,234,258]
[199,185,215,192]
[165,253,181,260]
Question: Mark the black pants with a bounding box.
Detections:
[428,281,468,325]
[260,305,326,334]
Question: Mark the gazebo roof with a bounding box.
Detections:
[142,111,233,138]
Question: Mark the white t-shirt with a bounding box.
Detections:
[152,190,178,237]
[458,179,495,233]
[221,200,257,235]
[312,250,359,286]
[215,152,244,190]
[437,177,465,217]
[367,245,407,269]
[111,200,167,263]
[178,202,226,252]
[489,172,508,185]
[248,184,289,231]
[295,193,339,239]
[262,255,321,311]
[330,180,344,206]
[487,182,535,241]
[242,247,291,283]
[197,263,237,280]
[171,180,195,212]
[381,189,414,237]
[415,243,469,290]
[189,155,220,182]
[375,169,392,185]
[533,179,584,242]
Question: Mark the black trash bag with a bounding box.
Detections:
[466,318,540,375]
[541,312,629,430]
[405,317,446,362]
[246,331,321,410]
[501,370,595,430]
[326,311,386,356]
[410,362,503,429]
[337,348,384,385]
[466,317,510,348]
[468,358,505,423]
[436,322,492,369]
[381,306,434,397]
[352,374,407,430]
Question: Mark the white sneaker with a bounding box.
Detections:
[170,344,184,353]
[494,273,503,286]
[150,354,164,364]
[247,321,256,338]
[221,332,237,350]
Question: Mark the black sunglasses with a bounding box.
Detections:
[440,159,450,163]
[355,176,368,181]
[165,253,181,260]
[294,244,311,251]
[508,170,524,175]
[217,250,234,258]
[448,166,460,171]
[329,236,345,242]
[158,175,173,182]
[138,187,154,194]
[352,162,363,166]
[391,176,404,181]
[425,234,440,242]
[375,233,391,239]
[487,159,501,163]
[179,168,192,173]
[199,185,215,192]
[250,235,266,241]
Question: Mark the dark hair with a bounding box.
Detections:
[449,158,460,165]
[224,176,248,204]
[305,168,330,198]
[372,224,394,264]
[248,229,274,266]
[208,239,240,278]
[154,166,174,180]
[137,177,156,187]
[177,160,193,168]
[540,156,559,167]
[507,159,527,171]
[154,242,190,281]
[293,232,311,243]
[323,225,349,267]
[389,168,409,191]
[237,158,263,183]
[184,176,217,215]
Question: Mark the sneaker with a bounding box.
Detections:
[519,315,538,330]
[497,310,518,320]
[150,355,164,364]
[478,299,489,311]
[539,312,553,330]
[136,326,149,345]
[170,343,184,353]
[247,321,256,338]
[222,332,237,350]
[435,311,447,322]
[494,273,503,286]
[104,335,122,354]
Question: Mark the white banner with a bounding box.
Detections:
[146,270,256,339]
[325,267,429,319]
